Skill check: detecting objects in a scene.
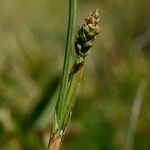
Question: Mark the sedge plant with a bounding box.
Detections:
[47,0,100,149]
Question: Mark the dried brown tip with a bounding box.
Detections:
[85,9,100,25]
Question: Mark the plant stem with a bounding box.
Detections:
[56,0,77,122]
[48,56,84,150]
[47,0,77,149]
[59,56,84,130]
[125,80,147,150]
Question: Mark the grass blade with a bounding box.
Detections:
[125,80,147,150]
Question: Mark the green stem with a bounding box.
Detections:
[48,56,84,150]
[60,56,84,131]
[56,0,77,121]
[47,0,77,149]
[125,80,147,150]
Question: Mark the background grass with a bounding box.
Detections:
[0,0,150,149]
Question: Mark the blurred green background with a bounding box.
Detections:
[0,0,150,149]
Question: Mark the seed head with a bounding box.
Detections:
[75,9,100,57]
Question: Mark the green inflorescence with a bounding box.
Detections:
[75,9,100,57]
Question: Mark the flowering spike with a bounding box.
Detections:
[75,9,100,57]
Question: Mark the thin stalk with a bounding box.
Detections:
[125,80,147,150]
[59,56,84,130]
[56,0,77,118]
[47,0,77,149]
[47,57,84,150]
[47,56,84,150]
